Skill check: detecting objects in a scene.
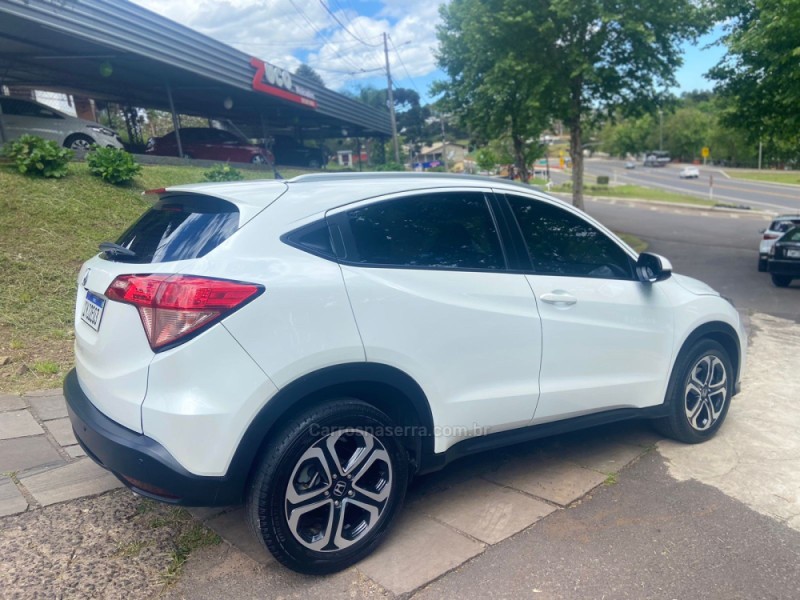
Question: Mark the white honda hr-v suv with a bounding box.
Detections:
[66,172,746,573]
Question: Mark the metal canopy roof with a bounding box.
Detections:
[0,0,392,138]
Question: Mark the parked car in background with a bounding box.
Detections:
[66,173,745,574]
[146,127,272,164]
[643,151,670,167]
[624,161,636,169]
[758,215,800,271]
[767,226,800,287]
[679,166,700,179]
[271,135,327,168]
[0,96,123,150]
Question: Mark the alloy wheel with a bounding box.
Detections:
[684,354,727,431]
[285,429,393,552]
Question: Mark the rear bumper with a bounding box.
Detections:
[64,369,242,506]
[767,259,800,276]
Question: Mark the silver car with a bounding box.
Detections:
[0,97,123,151]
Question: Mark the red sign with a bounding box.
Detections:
[249,58,317,109]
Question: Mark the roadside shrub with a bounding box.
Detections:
[203,163,244,182]
[596,175,610,185]
[2,134,73,178]
[373,162,406,172]
[86,146,142,185]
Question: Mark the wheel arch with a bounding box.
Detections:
[669,320,742,402]
[227,362,435,497]
[63,132,94,148]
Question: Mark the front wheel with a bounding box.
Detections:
[251,154,268,165]
[654,339,733,444]
[247,399,409,574]
[771,274,792,287]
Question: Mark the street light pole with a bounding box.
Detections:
[383,33,401,164]
[659,109,663,152]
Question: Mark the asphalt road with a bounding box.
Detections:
[583,198,800,321]
[413,451,800,600]
[553,158,800,213]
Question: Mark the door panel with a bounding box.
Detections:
[526,274,674,423]
[332,189,543,453]
[343,267,543,451]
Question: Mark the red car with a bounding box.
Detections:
[146,128,273,164]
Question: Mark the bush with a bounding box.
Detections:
[86,146,142,185]
[2,135,73,178]
[596,175,610,185]
[203,163,244,182]
[373,162,406,172]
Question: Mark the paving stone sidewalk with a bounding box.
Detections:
[0,388,121,517]
[178,420,660,598]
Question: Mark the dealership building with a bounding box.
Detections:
[0,0,392,156]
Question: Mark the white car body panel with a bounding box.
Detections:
[142,323,278,476]
[527,274,675,423]
[341,266,543,452]
[73,258,183,433]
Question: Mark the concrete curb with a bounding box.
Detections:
[550,192,775,217]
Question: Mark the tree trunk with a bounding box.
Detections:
[512,134,530,183]
[568,82,585,211]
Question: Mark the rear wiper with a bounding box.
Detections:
[99,242,136,257]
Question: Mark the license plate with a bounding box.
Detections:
[81,291,106,332]
[787,249,800,258]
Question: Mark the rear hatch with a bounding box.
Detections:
[74,188,281,432]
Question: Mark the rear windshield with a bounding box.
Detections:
[106,195,239,263]
[771,220,800,233]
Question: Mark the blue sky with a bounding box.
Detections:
[132,1,727,104]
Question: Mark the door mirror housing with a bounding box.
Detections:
[636,252,672,284]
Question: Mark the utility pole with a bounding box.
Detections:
[658,109,663,152]
[383,32,401,164]
[440,114,447,170]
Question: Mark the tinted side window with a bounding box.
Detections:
[346,192,505,270]
[506,195,634,279]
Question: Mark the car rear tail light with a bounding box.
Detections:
[105,274,262,350]
[763,233,780,240]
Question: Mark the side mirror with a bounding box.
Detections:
[636,252,672,284]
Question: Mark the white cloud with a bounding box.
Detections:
[130,0,445,92]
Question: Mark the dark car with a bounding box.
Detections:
[271,136,327,168]
[767,226,800,287]
[146,128,272,164]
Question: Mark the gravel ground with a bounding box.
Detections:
[0,489,219,599]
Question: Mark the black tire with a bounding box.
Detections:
[183,153,193,159]
[653,339,733,444]
[758,257,768,272]
[771,274,792,287]
[251,154,267,165]
[64,133,95,151]
[247,399,409,574]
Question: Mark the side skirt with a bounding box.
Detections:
[418,405,669,474]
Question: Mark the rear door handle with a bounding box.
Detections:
[540,292,577,306]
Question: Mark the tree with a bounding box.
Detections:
[294,64,325,87]
[709,0,800,153]
[436,0,708,209]
[435,0,550,182]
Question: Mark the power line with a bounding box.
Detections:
[389,36,423,96]
[329,0,379,45]
[318,0,383,47]
[286,0,366,73]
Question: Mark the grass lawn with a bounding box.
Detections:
[552,183,715,206]
[727,170,800,185]
[0,161,306,393]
